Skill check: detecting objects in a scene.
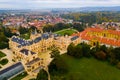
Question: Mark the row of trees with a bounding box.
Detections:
[67,42,120,69]
[0,28,9,49]
[43,23,86,32]
[61,12,120,26]
[67,43,91,58]
[43,23,71,32]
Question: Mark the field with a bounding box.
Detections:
[57,54,120,80]
[55,28,78,36]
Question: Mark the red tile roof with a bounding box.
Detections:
[72,28,120,47]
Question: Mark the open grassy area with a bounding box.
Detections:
[54,54,120,80]
[11,71,28,80]
[55,29,78,36]
[0,51,6,59]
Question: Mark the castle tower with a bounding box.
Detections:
[30,29,39,40]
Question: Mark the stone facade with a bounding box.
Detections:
[9,32,80,75]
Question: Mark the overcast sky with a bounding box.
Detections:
[0,0,120,9]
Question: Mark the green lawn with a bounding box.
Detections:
[0,51,6,59]
[56,54,120,80]
[55,29,78,36]
[11,71,28,80]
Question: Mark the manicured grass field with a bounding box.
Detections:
[11,71,28,80]
[0,51,6,59]
[60,54,120,80]
[55,29,78,36]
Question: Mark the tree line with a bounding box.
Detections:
[67,42,120,69]
[61,12,120,26]
[43,23,86,32]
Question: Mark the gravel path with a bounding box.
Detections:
[0,48,15,70]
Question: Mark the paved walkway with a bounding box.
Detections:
[22,75,36,80]
[0,49,15,70]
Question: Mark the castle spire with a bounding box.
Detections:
[35,29,37,35]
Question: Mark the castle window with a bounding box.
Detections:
[104,34,106,37]
[93,42,96,46]
[27,60,29,62]
[38,62,40,65]
[32,66,34,69]
[27,69,31,72]
[33,56,35,59]
[41,61,43,64]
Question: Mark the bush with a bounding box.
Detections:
[95,51,107,60]
[0,58,8,65]
[0,51,6,58]
[0,42,9,49]
[36,69,48,80]
[117,62,120,69]
[11,71,28,80]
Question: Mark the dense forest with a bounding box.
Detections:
[61,12,120,26]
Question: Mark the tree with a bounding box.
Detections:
[36,69,48,80]
[3,27,13,37]
[95,51,107,60]
[100,45,108,53]
[0,32,9,49]
[73,23,85,32]
[109,47,120,65]
[81,43,91,57]
[50,48,60,58]
[30,26,37,31]
[67,43,75,56]
[117,62,120,69]
[0,42,9,49]
[48,56,68,75]
[18,26,30,34]
[74,45,83,58]
[112,47,120,61]
[90,43,100,57]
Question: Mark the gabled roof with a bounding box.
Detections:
[25,58,41,65]
[73,28,120,47]
[20,49,36,55]
[11,32,59,48]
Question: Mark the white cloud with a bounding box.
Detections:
[0,0,120,9]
